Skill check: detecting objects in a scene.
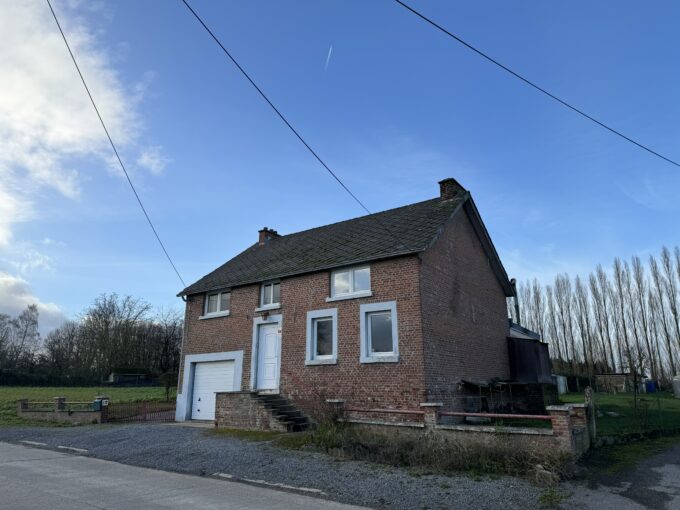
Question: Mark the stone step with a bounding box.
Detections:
[251,393,312,432]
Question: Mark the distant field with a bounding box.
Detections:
[561,391,680,436]
[0,386,176,426]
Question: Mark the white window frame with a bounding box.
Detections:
[199,290,231,319]
[305,308,338,365]
[257,281,281,311]
[327,265,372,302]
[360,301,399,363]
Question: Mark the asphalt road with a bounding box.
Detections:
[0,442,365,510]
[562,441,680,510]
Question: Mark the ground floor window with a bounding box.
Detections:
[360,301,399,363]
[306,308,338,365]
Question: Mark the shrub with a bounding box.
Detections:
[303,423,569,483]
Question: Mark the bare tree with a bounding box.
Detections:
[574,276,595,381]
[650,254,676,375]
[513,246,679,384]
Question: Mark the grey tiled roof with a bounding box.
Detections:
[179,194,468,296]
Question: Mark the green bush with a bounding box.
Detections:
[300,423,569,482]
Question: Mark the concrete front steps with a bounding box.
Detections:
[253,393,312,432]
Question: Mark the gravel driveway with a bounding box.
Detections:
[0,423,543,510]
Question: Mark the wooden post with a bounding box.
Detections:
[54,397,66,412]
[584,386,596,445]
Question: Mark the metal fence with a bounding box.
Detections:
[104,401,175,423]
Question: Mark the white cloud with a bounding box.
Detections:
[0,271,66,336]
[0,0,167,324]
[137,145,171,175]
[9,250,54,275]
[0,0,166,248]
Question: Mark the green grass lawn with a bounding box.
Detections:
[561,391,680,436]
[583,434,680,474]
[0,386,176,426]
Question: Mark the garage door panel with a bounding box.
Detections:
[191,361,234,421]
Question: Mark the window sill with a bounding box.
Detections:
[305,358,338,366]
[325,291,373,303]
[255,304,281,312]
[360,354,399,364]
[198,311,230,320]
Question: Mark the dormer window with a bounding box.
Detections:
[260,281,280,308]
[327,266,371,301]
[201,290,230,319]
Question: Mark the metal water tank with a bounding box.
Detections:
[673,376,680,399]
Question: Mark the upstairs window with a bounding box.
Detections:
[330,266,371,299]
[260,281,280,307]
[204,291,230,317]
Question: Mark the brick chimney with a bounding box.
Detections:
[438,178,466,200]
[258,227,279,246]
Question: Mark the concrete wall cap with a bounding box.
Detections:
[545,405,571,411]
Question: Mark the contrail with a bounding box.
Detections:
[324,44,333,71]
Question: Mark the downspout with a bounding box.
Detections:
[510,278,521,326]
[178,294,189,391]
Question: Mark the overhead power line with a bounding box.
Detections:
[46,0,186,288]
[393,0,680,169]
[180,0,375,216]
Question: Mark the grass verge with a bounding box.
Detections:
[582,434,680,474]
[275,423,569,484]
[538,489,568,508]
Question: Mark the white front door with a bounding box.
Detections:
[256,323,280,390]
[191,360,234,420]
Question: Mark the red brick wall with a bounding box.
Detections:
[178,282,261,390]
[215,392,287,431]
[419,206,510,409]
[179,256,427,419]
[278,256,426,417]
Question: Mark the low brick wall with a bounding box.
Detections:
[17,398,103,425]
[215,392,287,431]
[336,401,591,459]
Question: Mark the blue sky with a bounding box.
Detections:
[1,0,679,333]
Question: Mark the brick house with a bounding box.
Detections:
[175,178,516,429]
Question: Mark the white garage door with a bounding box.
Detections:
[191,361,234,420]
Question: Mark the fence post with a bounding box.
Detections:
[420,402,443,430]
[94,396,110,423]
[143,401,148,422]
[17,399,28,412]
[584,386,596,445]
[54,397,66,412]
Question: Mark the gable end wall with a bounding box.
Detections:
[419,207,510,408]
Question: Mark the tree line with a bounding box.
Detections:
[511,246,680,385]
[0,294,182,385]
